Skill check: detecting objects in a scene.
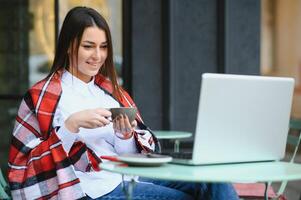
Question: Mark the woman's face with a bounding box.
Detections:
[69,26,108,83]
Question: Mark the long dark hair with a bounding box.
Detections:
[49,6,121,99]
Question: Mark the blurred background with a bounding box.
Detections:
[0,0,300,198]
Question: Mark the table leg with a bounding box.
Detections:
[264,182,272,200]
[264,182,268,200]
[174,140,180,152]
[121,175,135,200]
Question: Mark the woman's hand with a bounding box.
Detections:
[64,108,111,133]
[113,114,137,139]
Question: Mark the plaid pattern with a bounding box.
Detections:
[8,71,156,199]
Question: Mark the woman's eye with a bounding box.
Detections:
[83,45,93,49]
[100,45,108,49]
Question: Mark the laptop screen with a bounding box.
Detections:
[190,73,294,165]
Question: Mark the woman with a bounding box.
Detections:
[7,6,238,199]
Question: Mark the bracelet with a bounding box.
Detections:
[115,130,134,140]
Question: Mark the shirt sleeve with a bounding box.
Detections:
[53,105,78,154]
[56,124,78,153]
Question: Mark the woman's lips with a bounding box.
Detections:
[86,61,101,67]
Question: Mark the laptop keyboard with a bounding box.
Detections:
[161,152,193,159]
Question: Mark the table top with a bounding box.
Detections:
[100,161,301,183]
[153,130,193,139]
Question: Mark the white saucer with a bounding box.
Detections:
[117,153,172,166]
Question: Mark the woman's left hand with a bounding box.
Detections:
[113,114,137,139]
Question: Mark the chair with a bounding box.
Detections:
[276,118,301,198]
[233,118,301,199]
[0,168,11,199]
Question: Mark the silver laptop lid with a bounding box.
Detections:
[192,73,294,165]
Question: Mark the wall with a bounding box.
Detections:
[124,0,261,140]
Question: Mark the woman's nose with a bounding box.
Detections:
[92,49,101,60]
[93,48,106,60]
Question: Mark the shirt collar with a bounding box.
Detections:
[62,70,95,89]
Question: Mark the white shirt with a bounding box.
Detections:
[53,70,138,198]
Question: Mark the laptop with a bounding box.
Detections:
[165,73,295,165]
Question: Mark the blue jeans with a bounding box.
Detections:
[87,177,239,200]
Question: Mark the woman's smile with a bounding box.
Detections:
[86,61,101,67]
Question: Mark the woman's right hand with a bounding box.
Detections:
[64,108,112,133]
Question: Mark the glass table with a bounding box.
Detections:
[100,161,301,200]
[153,130,192,152]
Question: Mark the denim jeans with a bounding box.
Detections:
[87,177,239,200]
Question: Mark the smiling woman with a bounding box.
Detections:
[7,7,151,199]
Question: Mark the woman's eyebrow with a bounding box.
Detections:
[82,40,108,45]
[82,41,95,44]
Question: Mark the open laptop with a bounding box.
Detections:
[165,73,295,165]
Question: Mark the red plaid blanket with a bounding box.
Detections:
[8,71,155,199]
